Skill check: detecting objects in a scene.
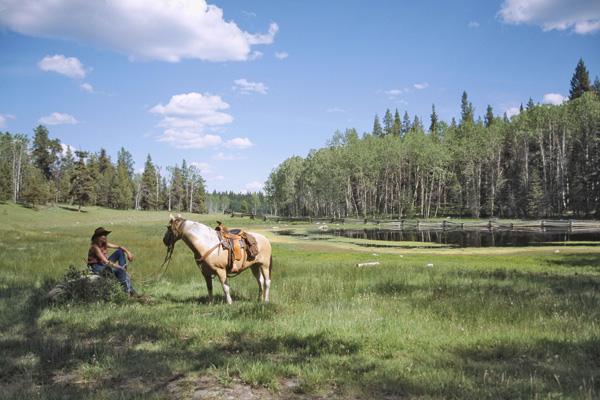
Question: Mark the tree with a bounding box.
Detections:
[429,104,439,134]
[70,151,95,212]
[240,200,249,213]
[0,132,28,202]
[460,91,474,125]
[484,105,495,128]
[31,125,61,181]
[569,58,592,100]
[0,160,13,202]
[383,109,394,137]
[393,109,401,137]
[112,161,134,209]
[402,111,411,135]
[372,114,383,137]
[140,154,157,210]
[23,164,49,208]
[56,146,75,204]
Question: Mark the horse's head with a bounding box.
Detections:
[163,213,185,247]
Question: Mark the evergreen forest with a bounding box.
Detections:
[1,59,599,219]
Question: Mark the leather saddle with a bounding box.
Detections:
[215,221,246,272]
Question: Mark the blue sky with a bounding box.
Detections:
[1,0,599,194]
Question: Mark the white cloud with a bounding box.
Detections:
[327,107,345,113]
[213,152,237,161]
[275,51,289,59]
[190,162,214,174]
[151,92,234,149]
[505,107,521,118]
[38,112,79,125]
[151,92,231,118]
[233,78,268,95]
[468,21,480,28]
[60,143,76,156]
[386,89,407,96]
[80,82,95,93]
[542,93,567,105]
[38,55,88,79]
[225,138,254,150]
[156,129,222,149]
[0,1,278,62]
[0,114,15,129]
[414,83,430,90]
[210,175,226,181]
[498,0,600,34]
[245,181,264,192]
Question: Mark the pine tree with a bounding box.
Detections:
[31,125,61,181]
[402,111,411,135]
[460,91,474,125]
[70,151,95,212]
[23,164,50,209]
[112,162,134,209]
[383,109,394,137]
[484,105,495,128]
[372,114,383,137]
[526,98,535,110]
[429,104,439,134]
[569,58,592,100]
[140,154,157,210]
[393,109,401,137]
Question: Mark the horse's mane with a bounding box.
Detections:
[180,219,219,242]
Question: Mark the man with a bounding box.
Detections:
[87,227,139,297]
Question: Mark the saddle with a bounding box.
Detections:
[215,221,258,273]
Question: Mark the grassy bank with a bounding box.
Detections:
[1,202,599,399]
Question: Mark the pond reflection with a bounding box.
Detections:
[310,228,600,248]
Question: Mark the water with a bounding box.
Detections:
[275,228,600,248]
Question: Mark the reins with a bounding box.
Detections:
[127,240,175,287]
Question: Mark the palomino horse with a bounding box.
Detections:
[163,214,272,305]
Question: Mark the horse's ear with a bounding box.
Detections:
[169,213,175,221]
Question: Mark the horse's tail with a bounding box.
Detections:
[269,254,273,277]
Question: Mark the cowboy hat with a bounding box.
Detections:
[92,227,111,240]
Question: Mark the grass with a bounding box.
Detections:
[1,202,599,399]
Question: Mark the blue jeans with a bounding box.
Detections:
[89,249,134,293]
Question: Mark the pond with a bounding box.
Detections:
[275,228,600,248]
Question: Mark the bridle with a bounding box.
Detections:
[129,222,177,286]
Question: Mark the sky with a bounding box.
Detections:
[1,0,599,194]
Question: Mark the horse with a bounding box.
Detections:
[163,214,272,305]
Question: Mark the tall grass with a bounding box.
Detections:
[1,202,599,399]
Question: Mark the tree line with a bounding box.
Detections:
[0,126,272,215]
[0,126,209,213]
[265,59,600,219]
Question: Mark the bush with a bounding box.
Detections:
[46,265,128,305]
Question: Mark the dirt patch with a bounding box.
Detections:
[51,372,375,399]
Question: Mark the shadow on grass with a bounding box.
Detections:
[58,205,85,213]
[447,337,600,398]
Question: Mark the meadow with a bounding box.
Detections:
[1,202,599,399]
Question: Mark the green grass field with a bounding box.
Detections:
[1,202,599,399]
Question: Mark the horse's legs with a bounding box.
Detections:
[251,265,265,301]
[262,262,271,302]
[202,271,214,303]
[216,269,232,305]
